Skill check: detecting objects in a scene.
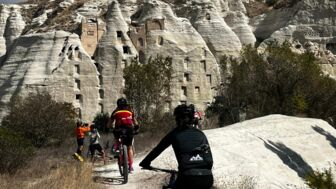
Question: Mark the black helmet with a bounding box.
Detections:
[117,97,128,108]
[174,104,194,124]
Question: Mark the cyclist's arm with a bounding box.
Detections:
[107,114,115,129]
[140,131,174,166]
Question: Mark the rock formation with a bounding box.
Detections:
[0,31,99,121]
[95,115,336,188]
[0,0,335,121]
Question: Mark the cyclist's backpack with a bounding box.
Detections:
[181,132,213,172]
[188,143,213,168]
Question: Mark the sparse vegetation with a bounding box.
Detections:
[2,92,77,148]
[93,112,110,133]
[21,0,86,34]
[208,42,336,127]
[305,165,336,189]
[0,127,35,174]
[123,55,173,133]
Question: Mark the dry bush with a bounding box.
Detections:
[0,128,35,174]
[2,92,77,148]
[0,163,105,189]
[202,114,220,130]
[0,146,106,189]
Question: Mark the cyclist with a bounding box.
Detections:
[89,126,107,165]
[190,104,203,129]
[73,120,92,161]
[139,104,214,189]
[107,97,139,173]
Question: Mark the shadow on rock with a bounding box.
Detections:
[312,125,336,149]
[263,140,313,178]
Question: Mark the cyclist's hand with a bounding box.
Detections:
[139,160,151,169]
[134,125,140,134]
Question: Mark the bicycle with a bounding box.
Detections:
[143,166,178,189]
[114,128,130,184]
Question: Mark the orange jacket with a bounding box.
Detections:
[76,126,91,139]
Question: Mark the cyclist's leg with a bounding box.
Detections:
[125,127,134,172]
[89,144,95,162]
[76,138,84,156]
[96,144,107,165]
[112,129,120,154]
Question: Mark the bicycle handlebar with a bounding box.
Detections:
[142,166,178,174]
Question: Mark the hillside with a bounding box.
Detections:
[94,115,336,188]
[0,0,335,122]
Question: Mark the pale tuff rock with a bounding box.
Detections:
[31,9,52,27]
[255,0,336,76]
[224,11,256,45]
[0,5,10,58]
[129,0,220,110]
[97,115,336,188]
[1,0,336,121]
[179,0,243,58]
[95,0,138,113]
[0,31,99,121]
[0,4,25,59]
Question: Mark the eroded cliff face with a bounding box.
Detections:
[0,31,99,121]
[0,0,335,121]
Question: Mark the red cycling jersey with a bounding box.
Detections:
[111,108,135,127]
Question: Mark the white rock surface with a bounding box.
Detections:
[0,4,25,59]
[95,115,336,189]
[96,0,138,113]
[0,31,99,121]
[128,0,221,110]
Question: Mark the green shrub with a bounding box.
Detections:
[209,42,336,127]
[305,167,336,189]
[0,127,35,174]
[93,112,110,133]
[123,55,173,132]
[1,92,77,147]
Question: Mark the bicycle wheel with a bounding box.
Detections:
[117,144,129,183]
[118,144,123,175]
[122,144,128,183]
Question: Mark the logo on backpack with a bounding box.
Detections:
[189,154,204,162]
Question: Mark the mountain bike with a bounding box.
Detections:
[114,128,130,184]
[143,166,178,189]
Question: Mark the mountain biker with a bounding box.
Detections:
[139,104,214,189]
[190,104,203,129]
[89,126,107,165]
[74,120,92,160]
[107,97,139,173]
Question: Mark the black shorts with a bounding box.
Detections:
[77,138,84,146]
[89,144,103,155]
[174,170,213,189]
[113,126,134,146]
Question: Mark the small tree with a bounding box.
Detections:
[209,42,336,127]
[1,92,77,147]
[0,127,35,174]
[123,55,173,131]
[93,112,110,133]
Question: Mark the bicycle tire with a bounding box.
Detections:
[118,144,123,176]
[122,144,128,183]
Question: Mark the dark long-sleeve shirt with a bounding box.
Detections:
[141,126,213,172]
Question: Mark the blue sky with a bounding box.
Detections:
[0,0,25,3]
